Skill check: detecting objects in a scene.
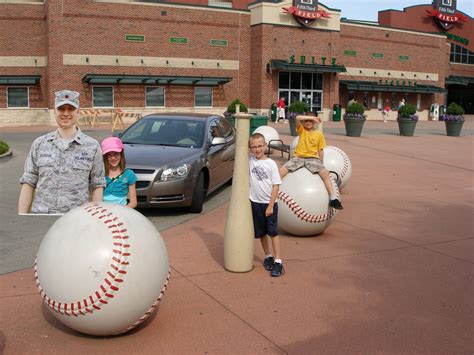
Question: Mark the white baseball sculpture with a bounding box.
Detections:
[253,125,281,146]
[322,146,352,189]
[278,168,340,236]
[289,136,299,157]
[34,202,170,336]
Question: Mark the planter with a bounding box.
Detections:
[397,119,417,136]
[288,114,298,136]
[445,120,464,136]
[343,117,366,137]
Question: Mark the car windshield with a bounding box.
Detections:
[121,118,205,148]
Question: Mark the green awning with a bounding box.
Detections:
[270,60,346,73]
[0,75,41,85]
[82,74,232,86]
[340,80,446,93]
[445,76,474,86]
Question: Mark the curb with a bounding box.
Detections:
[0,148,12,159]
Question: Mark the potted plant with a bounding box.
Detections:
[343,102,366,137]
[397,103,418,136]
[288,100,309,136]
[224,99,248,126]
[441,102,465,137]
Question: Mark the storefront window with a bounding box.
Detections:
[7,87,29,108]
[195,87,212,107]
[146,87,165,107]
[279,72,289,89]
[278,71,324,112]
[93,86,114,108]
[313,73,323,90]
[290,72,301,89]
[302,73,312,90]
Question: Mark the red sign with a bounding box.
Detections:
[426,9,467,24]
[282,0,330,27]
[283,7,330,20]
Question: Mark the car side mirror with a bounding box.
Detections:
[211,137,226,145]
[112,131,122,137]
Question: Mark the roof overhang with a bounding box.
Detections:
[82,74,232,86]
[0,75,41,85]
[445,75,474,86]
[340,80,446,93]
[270,60,346,73]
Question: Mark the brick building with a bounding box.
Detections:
[0,0,472,126]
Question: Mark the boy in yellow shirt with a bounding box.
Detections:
[280,115,343,210]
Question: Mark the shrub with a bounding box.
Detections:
[446,102,464,116]
[344,102,366,120]
[226,99,248,114]
[397,104,418,121]
[346,102,365,115]
[0,140,9,155]
[288,100,308,114]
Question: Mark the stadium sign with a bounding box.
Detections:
[426,0,467,30]
[283,0,330,27]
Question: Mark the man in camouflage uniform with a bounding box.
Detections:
[18,90,106,214]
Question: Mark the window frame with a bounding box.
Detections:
[145,86,165,108]
[194,87,213,108]
[6,86,29,109]
[92,86,114,108]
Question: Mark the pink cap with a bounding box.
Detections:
[101,137,124,155]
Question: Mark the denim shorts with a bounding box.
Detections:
[251,201,278,238]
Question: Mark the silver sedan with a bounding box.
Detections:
[119,113,235,213]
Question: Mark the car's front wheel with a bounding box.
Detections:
[189,172,204,213]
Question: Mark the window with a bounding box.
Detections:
[7,87,29,108]
[278,72,324,112]
[92,86,113,107]
[450,44,474,65]
[195,87,212,107]
[208,0,232,8]
[146,87,165,107]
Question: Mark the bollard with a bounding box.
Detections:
[224,111,254,272]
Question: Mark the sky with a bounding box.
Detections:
[322,0,473,22]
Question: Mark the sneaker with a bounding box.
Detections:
[263,256,275,271]
[329,198,343,210]
[271,262,285,277]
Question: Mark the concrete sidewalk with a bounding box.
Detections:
[0,121,473,354]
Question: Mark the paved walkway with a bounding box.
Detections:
[0,120,473,354]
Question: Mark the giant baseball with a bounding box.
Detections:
[253,125,280,146]
[34,202,170,336]
[278,168,340,236]
[322,146,352,189]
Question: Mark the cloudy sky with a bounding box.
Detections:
[322,0,473,22]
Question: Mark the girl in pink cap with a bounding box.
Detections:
[101,137,138,208]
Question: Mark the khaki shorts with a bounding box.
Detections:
[283,156,325,174]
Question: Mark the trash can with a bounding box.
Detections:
[250,115,268,134]
[270,104,277,123]
[333,104,342,121]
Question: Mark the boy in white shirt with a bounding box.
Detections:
[249,133,284,277]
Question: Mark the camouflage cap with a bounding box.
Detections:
[55,90,80,109]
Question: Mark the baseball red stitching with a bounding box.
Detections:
[278,175,340,223]
[117,268,171,334]
[328,146,349,179]
[34,203,130,317]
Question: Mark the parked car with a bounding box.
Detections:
[118,113,235,213]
